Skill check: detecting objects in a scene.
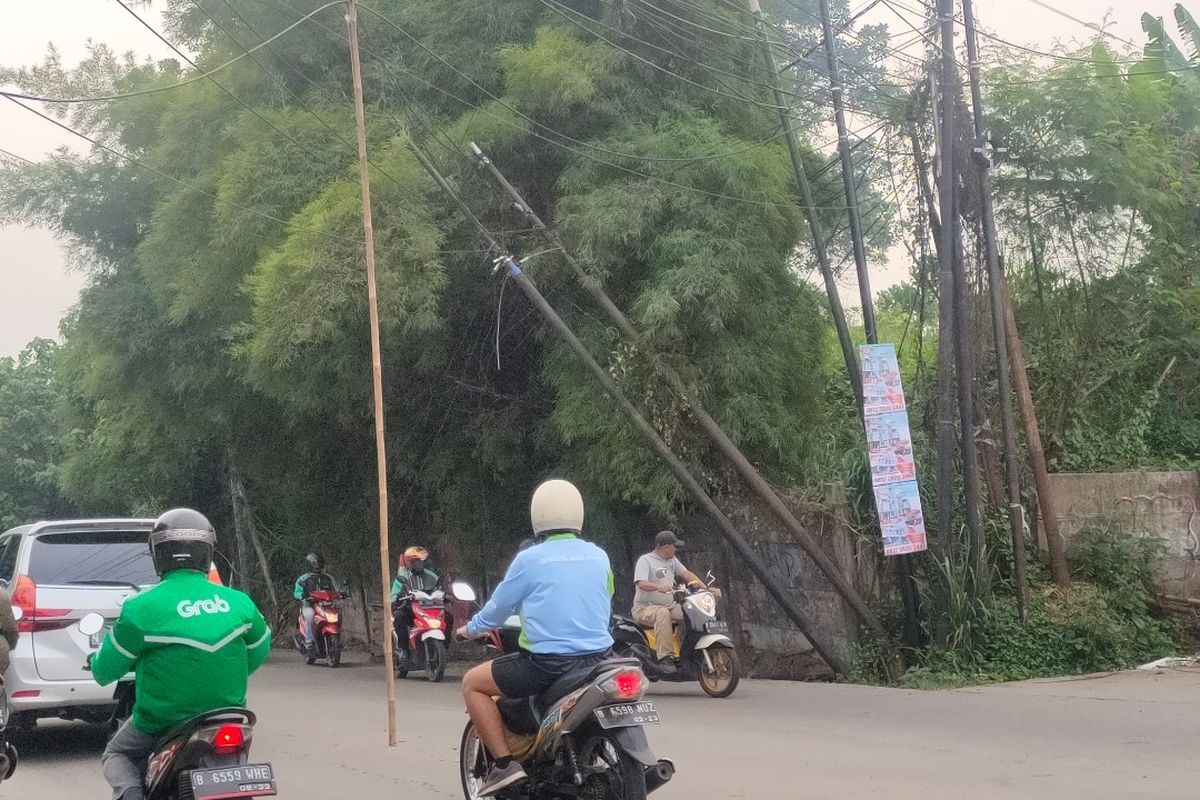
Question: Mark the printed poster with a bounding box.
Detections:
[859,343,906,415]
[873,481,928,556]
[865,411,917,487]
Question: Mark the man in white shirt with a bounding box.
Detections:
[631,530,720,673]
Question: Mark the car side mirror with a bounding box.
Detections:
[78,612,105,636]
[451,582,477,603]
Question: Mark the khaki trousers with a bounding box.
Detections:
[632,603,684,659]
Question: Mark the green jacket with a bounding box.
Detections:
[390,568,440,604]
[293,571,336,606]
[92,569,271,735]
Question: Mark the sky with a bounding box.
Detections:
[0,0,1183,357]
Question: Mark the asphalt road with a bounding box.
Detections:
[11,652,1200,799]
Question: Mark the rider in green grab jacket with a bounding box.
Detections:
[92,509,270,800]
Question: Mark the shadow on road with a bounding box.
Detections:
[12,720,107,764]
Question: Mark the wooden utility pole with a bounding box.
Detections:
[745,0,864,411]
[346,0,398,746]
[1000,277,1071,588]
[961,0,1029,616]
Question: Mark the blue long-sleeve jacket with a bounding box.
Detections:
[467,533,614,654]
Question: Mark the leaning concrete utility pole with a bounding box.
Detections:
[346,0,398,746]
[471,143,884,639]
[407,142,852,674]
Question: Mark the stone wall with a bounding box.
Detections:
[1043,470,1200,600]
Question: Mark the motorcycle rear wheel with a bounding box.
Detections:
[425,639,447,683]
[458,722,490,800]
[578,735,648,800]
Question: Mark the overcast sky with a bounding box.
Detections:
[0,0,1180,357]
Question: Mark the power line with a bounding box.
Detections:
[0,147,36,166]
[1019,0,1138,48]
[0,2,344,104]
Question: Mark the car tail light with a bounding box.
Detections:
[602,669,647,702]
[212,724,246,754]
[10,575,69,633]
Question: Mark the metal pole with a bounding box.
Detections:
[814,0,877,341]
[346,0,397,746]
[961,0,1029,617]
[407,143,851,673]
[471,144,884,636]
[745,0,864,411]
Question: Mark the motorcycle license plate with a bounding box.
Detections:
[594,702,660,729]
[189,763,277,798]
[704,620,729,634]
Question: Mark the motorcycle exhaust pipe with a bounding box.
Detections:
[645,759,674,793]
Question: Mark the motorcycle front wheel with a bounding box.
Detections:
[578,735,648,800]
[425,639,446,683]
[697,645,740,698]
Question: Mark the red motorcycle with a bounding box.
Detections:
[295,589,348,667]
[392,582,477,682]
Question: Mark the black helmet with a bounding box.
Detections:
[306,553,325,572]
[150,508,216,576]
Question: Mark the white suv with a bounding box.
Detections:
[0,518,218,729]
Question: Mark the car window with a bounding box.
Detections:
[0,535,20,583]
[28,531,160,587]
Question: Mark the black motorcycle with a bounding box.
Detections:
[79,614,277,800]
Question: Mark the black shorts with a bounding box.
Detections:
[490,650,612,698]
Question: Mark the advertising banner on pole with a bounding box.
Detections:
[859,344,928,556]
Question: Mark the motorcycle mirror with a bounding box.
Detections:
[78,612,105,636]
[10,606,22,622]
[705,570,716,585]
[451,582,477,603]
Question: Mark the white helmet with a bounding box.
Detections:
[530,479,584,536]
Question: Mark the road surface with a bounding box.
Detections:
[11,652,1199,798]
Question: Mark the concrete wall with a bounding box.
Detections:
[1043,470,1200,599]
[671,489,882,680]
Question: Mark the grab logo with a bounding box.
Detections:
[177,594,231,618]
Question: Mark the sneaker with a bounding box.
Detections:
[656,657,677,675]
[478,761,527,797]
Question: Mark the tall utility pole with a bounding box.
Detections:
[961,0,1029,615]
[933,0,959,566]
[811,0,918,647]
[346,0,398,747]
[814,0,876,342]
[745,0,864,411]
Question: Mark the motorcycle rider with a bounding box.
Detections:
[456,479,615,797]
[293,552,337,656]
[632,530,721,674]
[93,509,270,800]
[390,546,444,665]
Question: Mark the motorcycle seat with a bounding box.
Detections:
[539,657,641,709]
[153,707,255,748]
[614,614,662,632]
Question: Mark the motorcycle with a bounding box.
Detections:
[0,609,19,784]
[459,655,673,799]
[611,572,741,698]
[294,589,348,667]
[78,613,277,800]
[392,581,476,682]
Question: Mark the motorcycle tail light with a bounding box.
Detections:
[212,724,246,754]
[602,669,647,702]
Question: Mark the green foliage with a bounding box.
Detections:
[0,341,75,528]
